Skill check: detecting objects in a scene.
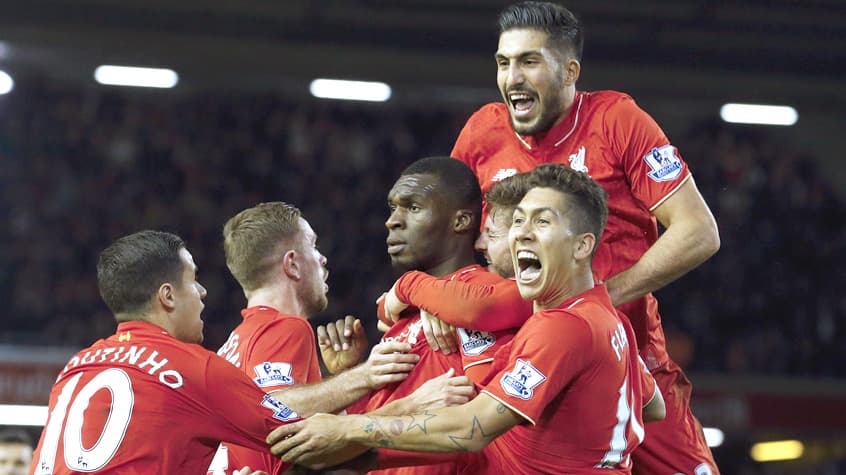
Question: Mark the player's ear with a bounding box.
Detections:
[564,58,580,86]
[158,283,176,311]
[454,209,475,233]
[573,232,595,260]
[282,249,301,280]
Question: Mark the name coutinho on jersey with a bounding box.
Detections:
[61,346,185,389]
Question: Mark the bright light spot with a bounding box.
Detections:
[94,65,179,89]
[750,440,804,462]
[0,70,13,95]
[309,78,391,102]
[703,427,724,448]
[720,103,798,126]
[0,404,48,426]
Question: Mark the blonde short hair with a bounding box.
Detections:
[223,202,301,291]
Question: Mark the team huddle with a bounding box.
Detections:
[29,2,721,474]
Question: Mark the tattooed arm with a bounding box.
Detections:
[267,393,522,465]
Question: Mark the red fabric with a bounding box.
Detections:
[395,271,532,332]
[477,285,649,474]
[216,306,322,475]
[452,91,693,370]
[631,361,720,475]
[31,321,295,475]
[366,268,492,474]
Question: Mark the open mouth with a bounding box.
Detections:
[516,250,542,283]
[509,91,536,119]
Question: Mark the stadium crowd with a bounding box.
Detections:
[1,78,843,378]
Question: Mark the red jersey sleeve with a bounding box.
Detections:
[244,317,320,391]
[637,355,657,407]
[604,96,691,210]
[481,313,592,424]
[202,353,299,450]
[395,271,533,332]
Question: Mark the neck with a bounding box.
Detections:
[532,86,578,140]
[534,270,594,312]
[245,284,306,318]
[425,253,477,278]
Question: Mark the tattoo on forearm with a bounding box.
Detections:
[496,403,506,414]
[407,412,436,434]
[447,416,492,452]
[363,416,396,448]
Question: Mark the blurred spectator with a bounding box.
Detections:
[0,429,32,475]
[0,79,843,378]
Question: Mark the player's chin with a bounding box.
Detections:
[389,254,416,272]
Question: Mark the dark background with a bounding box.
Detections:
[0,1,844,473]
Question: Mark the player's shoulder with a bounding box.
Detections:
[463,102,511,131]
[583,90,635,106]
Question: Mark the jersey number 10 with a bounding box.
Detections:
[35,368,134,474]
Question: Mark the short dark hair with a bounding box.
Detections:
[486,172,532,211]
[97,230,186,317]
[401,157,482,223]
[498,1,584,61]
[526,163,607,242]
[0,428,32,446]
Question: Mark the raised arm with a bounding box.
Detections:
[606,178,719,306]
[267,393,523,465]
[391,271,532,331]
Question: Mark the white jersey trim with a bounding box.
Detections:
[481,389,536,426]
[463,358,495,370]
[648,173,691,212]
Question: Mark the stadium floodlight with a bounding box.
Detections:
[309,78,391,102]
[0,69,13,95]
[94,65,179,89]
[720,103,798,126]
[0,404,48,426]
[750,440,804,462]
[703,427,724,448]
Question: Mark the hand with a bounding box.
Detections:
[420,309,457,355]
[268,413,346,466]
[403,368,476,412]
[376,319,392,334]
[383,283,410,323]
[234,467,268,475]
[318,316,368,374]
[360,341,419,390]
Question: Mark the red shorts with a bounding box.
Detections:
[632,359,720,475]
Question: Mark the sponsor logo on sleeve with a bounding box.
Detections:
[500,359,546,400]
[253,362,294,387]
[458,328,496,356]
[261,394,299,422]
[644,144,683,182]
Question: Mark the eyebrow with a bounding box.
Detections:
[514,206,557,216]
[389,192,428,203]
[495,50,544,60]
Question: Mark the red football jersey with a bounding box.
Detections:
[31,321,297,475]
[452,91,692,370]
[366,266,491,475]
[478,285,652,474]
[394,269,532,382]
[213,306,322,475]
